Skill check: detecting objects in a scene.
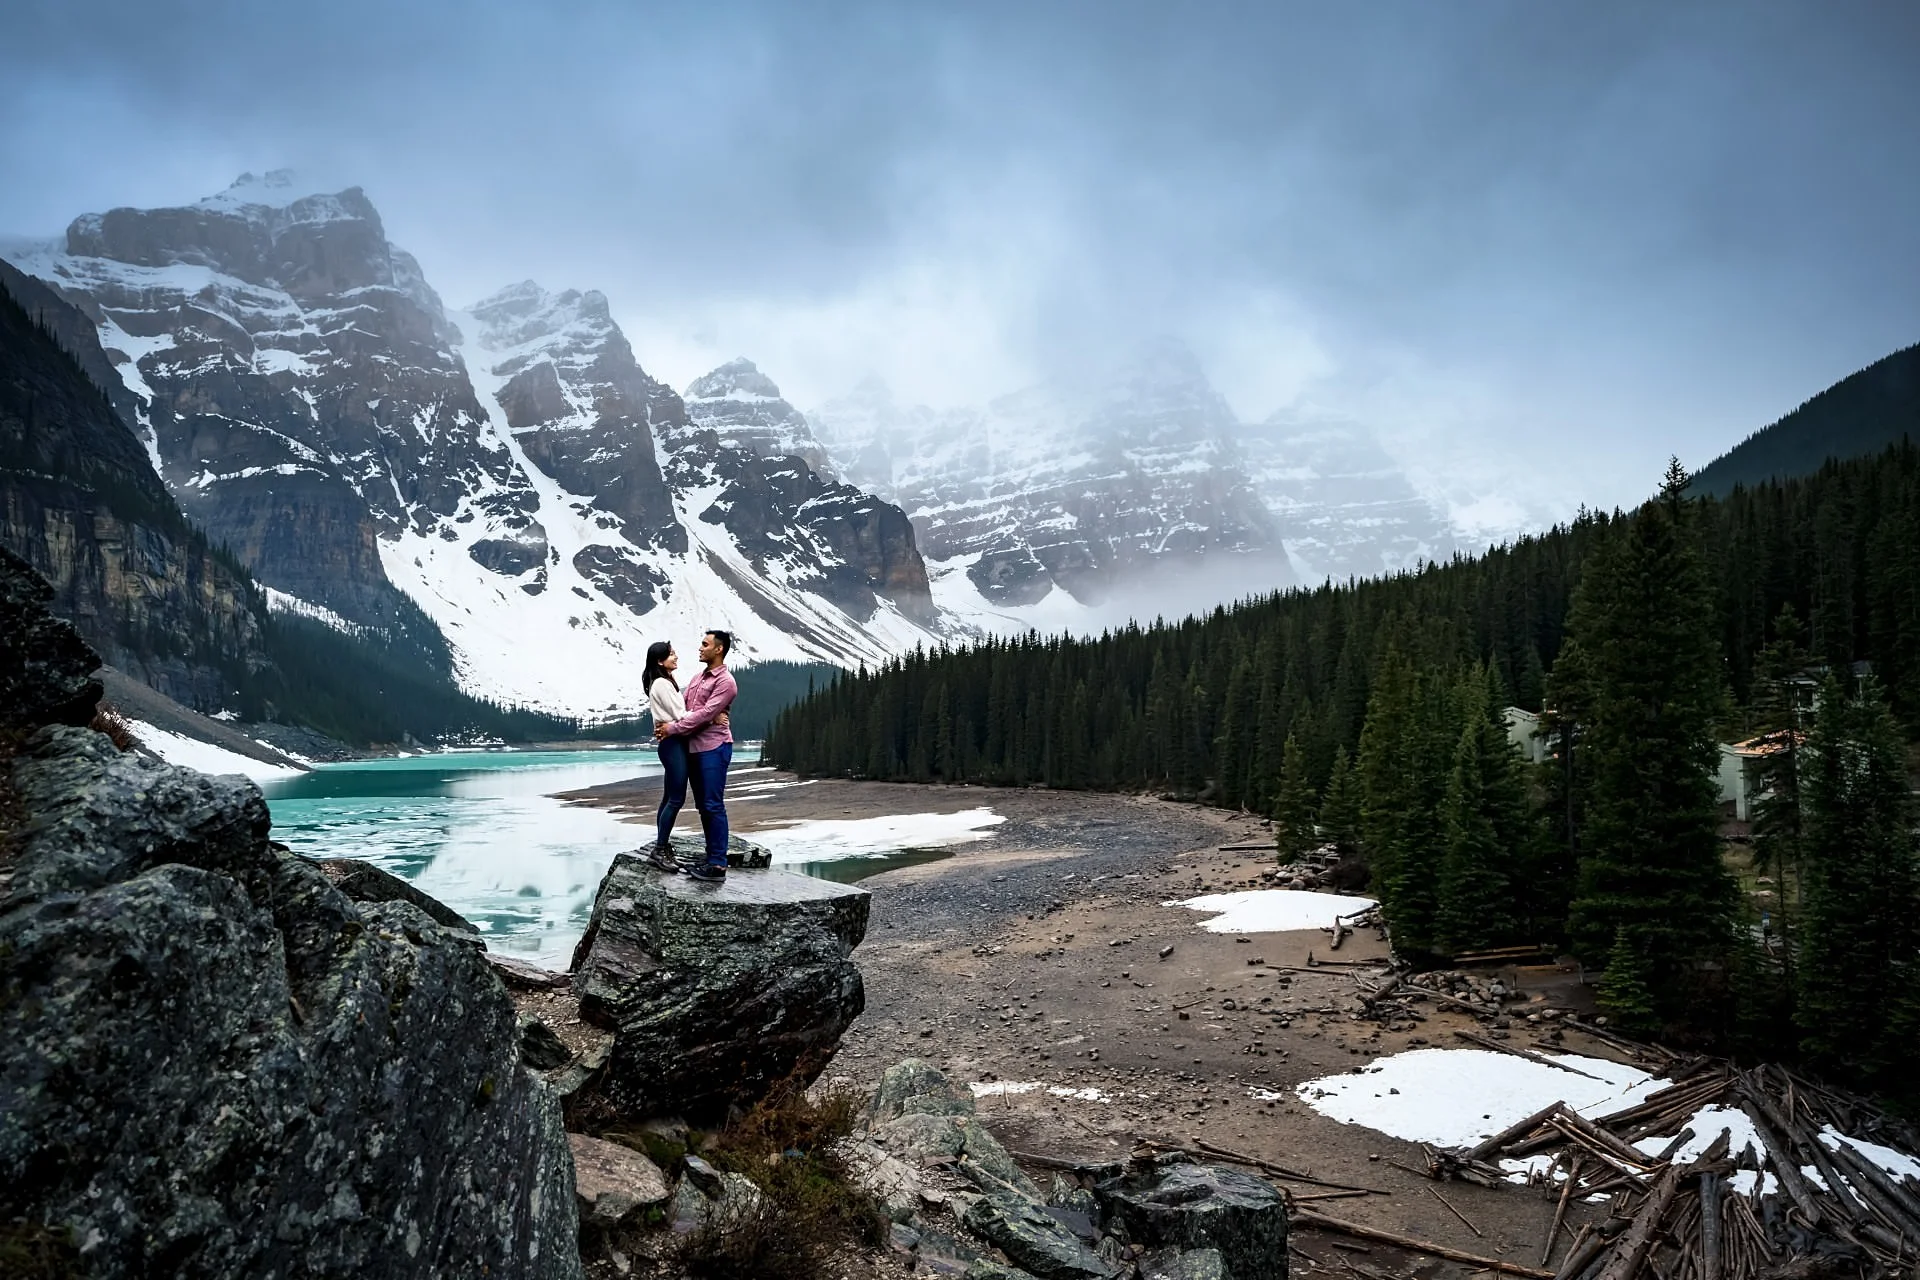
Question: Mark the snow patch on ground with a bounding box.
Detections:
[1169,889,1378,933]
[970,1081,1112,1103]
[1295,1048,1663,1150]
[128,719,305,782]
[753,808,1005,862]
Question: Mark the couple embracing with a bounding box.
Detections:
[641,629,736,882]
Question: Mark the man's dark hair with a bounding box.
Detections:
[705,629,733,658]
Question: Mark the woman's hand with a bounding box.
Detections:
[654,722,671,741]
[716,711,730,728]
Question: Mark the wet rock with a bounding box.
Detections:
[1095,1162,1287,1280]
[963,1262,1041,1280]
[568,855,868,1123]
[962,1192,1109,1280]
[0,725,582,1279]
[568,1133,670,1227]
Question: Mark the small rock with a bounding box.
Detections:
[567,1133,669,1228]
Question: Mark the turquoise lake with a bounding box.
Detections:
[260,747,959,967]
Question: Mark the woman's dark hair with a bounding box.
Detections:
[642,641,677,694]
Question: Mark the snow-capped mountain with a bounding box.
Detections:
[7,173,945,715]
[808,340,1294,626]
[1238,409,1454,582]
[683,357,834,475]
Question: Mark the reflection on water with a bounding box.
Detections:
[261,747,948,967]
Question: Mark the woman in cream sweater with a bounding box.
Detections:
[641,641,723,872]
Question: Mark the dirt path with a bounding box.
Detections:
[564,773,1633,1278]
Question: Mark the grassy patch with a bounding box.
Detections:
[673,1079,887,1280]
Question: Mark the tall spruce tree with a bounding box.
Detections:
[1318,747,1361,859]
[1563,460,1735,1028]
[1795,677,1920,1094]
[1434,666,1531,955]
[1273,734,1318,860]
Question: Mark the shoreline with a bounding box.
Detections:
[560,772,1645,1276]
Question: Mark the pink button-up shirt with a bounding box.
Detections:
[671,663,737,754]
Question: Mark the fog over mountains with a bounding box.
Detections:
[7,173,1455,712]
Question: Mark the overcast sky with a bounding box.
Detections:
[4,1,1917,529]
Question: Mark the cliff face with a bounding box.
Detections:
[0,551,582,1279]
[0,266,269,712]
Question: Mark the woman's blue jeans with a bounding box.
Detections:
[655,735,690,849]
[688,742,732,866]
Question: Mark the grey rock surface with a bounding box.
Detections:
[313,853,481,932]
[567,1134,669,1228]
[0,545,103,731]
[1141,1246,1230,1280]
[1,678,582,1278]
[1095,1162,1287,1280]
[568,854,868,1123]
[872,1057,979,1122]
[961,1192,1109,1280]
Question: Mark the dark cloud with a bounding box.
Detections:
[3,1,1917,517]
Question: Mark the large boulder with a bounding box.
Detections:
[1095,1162,1288,1280]
[0,579,583,1280]
[568,853,869,1124]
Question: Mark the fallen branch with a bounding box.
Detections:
[1425,1185,1483,1237]
[1453,1030,1609,1081]
[1291,1209,1556,1278]
[1179,1137,1389,1195]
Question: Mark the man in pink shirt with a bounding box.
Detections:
[655,629,738,881]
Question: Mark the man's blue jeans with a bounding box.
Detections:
[688,742,732,866]
[655,735,690,850]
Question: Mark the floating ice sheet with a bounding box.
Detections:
[1168,889,1378,933]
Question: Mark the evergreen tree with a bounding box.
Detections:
[1564,461,1736,1026]
[1795,677,1920,1095]
[1317,747,1361,859]
[1434,666,1530,955]
[1272,734,1318,860]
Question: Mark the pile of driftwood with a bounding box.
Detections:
[1414,1057,1920,1278]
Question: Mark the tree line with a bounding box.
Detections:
[769,449,1920,1100]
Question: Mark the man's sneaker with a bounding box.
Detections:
[685,863,727,883]
[642,846,680,873]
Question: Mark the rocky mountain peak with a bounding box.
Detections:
[685,357,781,403]
[682,357,830,473]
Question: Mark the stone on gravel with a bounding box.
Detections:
[568,854,868,1123]
[1095,1162,1287,1280]
[843,1137,931,1221]
[873,1057,977,1121]
[520,1013,575,1070]
[962,1192,1109,1280]
[568,1133,670,1227]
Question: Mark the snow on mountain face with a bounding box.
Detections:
[808,340,1292,624]
[9,175,947,715]
[1238,411,1455,582]
[683,357,833,475]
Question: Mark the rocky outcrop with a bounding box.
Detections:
[0,552,582,1279]
[567,854,869,1124]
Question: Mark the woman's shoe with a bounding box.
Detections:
[643,844,680,873]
